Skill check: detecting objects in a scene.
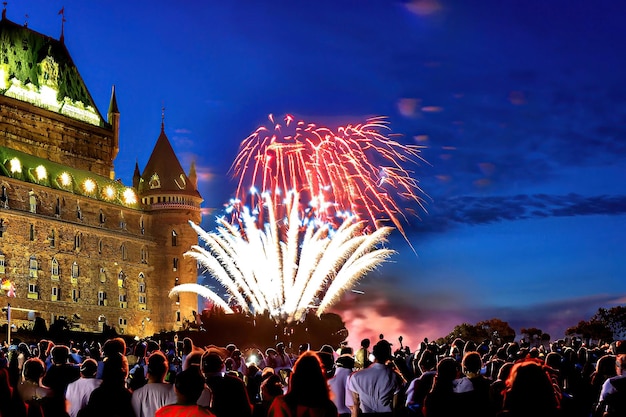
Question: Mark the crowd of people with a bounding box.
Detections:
[0,333,624,417]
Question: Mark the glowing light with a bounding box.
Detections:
[59,172,72,187]
[231,114,427,242]
[35,165,47,181]
[169,192,394,323]
[9,158,21,174]
[123,188,137,205]
[83,178,96,193]
[103,185,116,200]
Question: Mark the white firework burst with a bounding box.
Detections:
[169,191,395,322]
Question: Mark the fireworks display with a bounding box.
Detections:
[231,114,427,240]
[170,192,395,323]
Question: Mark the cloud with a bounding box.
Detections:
[333,283,626,349]
[408,193,626,234]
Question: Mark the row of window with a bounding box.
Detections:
[2,186,144,232]
[0,255,180,279]
[27,284,147,309]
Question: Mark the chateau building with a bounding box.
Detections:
[0,11,202,336]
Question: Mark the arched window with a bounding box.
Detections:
[138,273,146,308]
[120,244,127,261]
[71,262,79,278]
[99,267,106,283]
[171,230,177,247]
[51,258,59,279]
[140,247,147,264]
[74,233,82,250]
[118,271,125,288]
[98,239,103,254]
[29,191,36,213]
[49,229,56,248]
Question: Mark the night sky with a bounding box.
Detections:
[8,1,626,349]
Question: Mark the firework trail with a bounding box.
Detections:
[169,192,395,322]
[230,114,427,242]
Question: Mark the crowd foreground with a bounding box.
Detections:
[0,335,624,417]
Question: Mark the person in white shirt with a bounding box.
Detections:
[328,354,355,417]
[131,351,177,417]
[597,341,626,417]
[348,339,404,417]
[65,359,102,417]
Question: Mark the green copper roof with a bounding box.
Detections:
[0,17,104,126]
[0,146,139,208]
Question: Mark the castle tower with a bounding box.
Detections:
[137,117,203,330]
[0,11,202,337]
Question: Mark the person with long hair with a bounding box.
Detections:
[268,351,338,417]
[498,359,560,417]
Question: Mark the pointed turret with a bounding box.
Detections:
[108,85,120,179]
[132,160,141,190]
[189,161,198,190]
[138,118,202,208]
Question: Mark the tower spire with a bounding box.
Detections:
[161,104,165,132]
[58,7,65,43]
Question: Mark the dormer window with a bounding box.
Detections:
[149,173,161,189]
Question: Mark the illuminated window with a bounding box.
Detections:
[51,286,59,301]
[118,271,125,288]
[0,254,5,274]
[29,191,36,213]
[71,262,79,278]
[149,173,161,189]
[83,178,96,194]
[97,291,107,306]
[28,283,38,299]
[35,165,47,181]
[29,256,38,278]
[51,258,59,279]
[99,267,106,283]
[119,291,127,308]
[119,211,126,229]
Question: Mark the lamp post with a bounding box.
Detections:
[5,303,10,346]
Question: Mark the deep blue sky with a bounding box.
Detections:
[9,1,626,348]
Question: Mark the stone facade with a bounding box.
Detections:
[0,17,203,337]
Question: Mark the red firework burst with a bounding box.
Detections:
[230,114,427,239]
